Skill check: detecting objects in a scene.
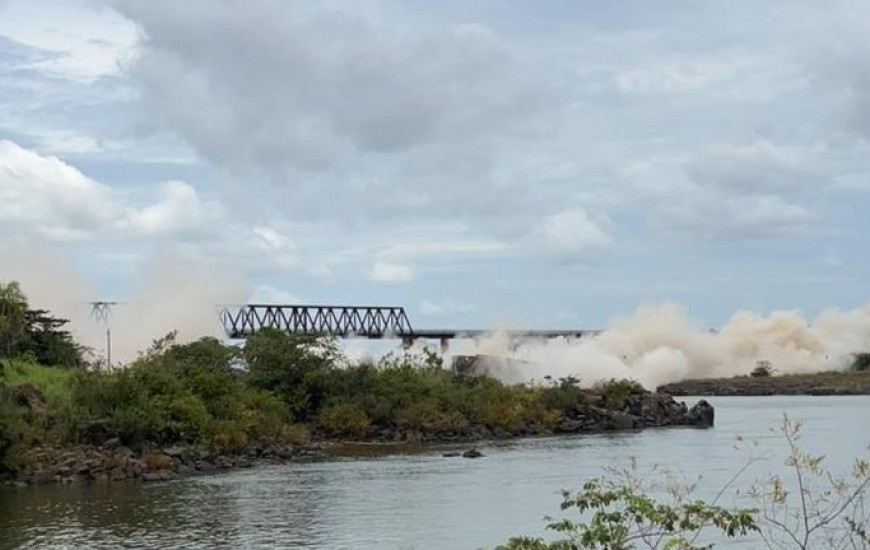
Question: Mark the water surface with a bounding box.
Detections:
[2,396,869,549]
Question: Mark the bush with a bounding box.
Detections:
[497,415,870,549]
[593,378,644,410]
[850,353,870,372]
[751,360,774,377]
[316,402,371,439]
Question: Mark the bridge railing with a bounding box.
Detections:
[219,304,415,339]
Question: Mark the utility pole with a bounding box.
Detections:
[89,301,119,369]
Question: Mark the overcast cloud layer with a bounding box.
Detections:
[0,0,869,332]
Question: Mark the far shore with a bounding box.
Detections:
[658,370,870,396]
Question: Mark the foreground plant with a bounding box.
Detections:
[497,415,870,549]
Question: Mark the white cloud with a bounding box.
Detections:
[369,261,413,283]
[537,209,612,257]
[0,139,118,239]
[125,180,223,239]
[0,140,224,242]
[0,0,137,81]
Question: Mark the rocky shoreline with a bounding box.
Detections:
[1,389,714,487]
[657,370,870,396]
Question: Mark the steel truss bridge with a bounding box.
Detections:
[218,304,596,344]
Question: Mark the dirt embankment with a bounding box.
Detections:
[658,371,870,396]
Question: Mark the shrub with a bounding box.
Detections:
[593,378,644,410]
[211,422,250,454]
[143,452,174,471]
[497,415,870,549]
[850,353,870,372]
[316,402,371,439]
[751,360,774,377]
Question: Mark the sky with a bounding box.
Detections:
[1,0,869,333]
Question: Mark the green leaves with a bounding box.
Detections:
[498,473,758,550]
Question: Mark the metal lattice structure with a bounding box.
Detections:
[219,304,415,339]
[89,301,118,323]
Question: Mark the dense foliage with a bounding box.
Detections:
[2,280,637,470]
[0,282,83,367]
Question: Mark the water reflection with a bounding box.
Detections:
[2,396,870,549]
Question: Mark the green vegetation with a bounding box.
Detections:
[497,416,870,549]
[0,281,83,367]
[3,280,626,472]
[850,353,870,372]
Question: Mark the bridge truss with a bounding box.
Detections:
[219,303,597,342]
[219,304,415,339]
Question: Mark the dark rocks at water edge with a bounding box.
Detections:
[1,439,328,487]
[547,392,714,435]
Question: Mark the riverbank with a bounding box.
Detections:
[1,380,714,486]
[657,370,870,396]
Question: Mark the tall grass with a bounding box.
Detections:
[0,358,75,408]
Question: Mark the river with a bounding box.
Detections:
[2,396,870,549]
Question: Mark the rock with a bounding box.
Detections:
[162,446,185,459]
[195,460,216,472]
[109,468,128,481]
[688,400,715,428]
[442,451,461,457]
[29,470,55,485]
[124,458,145,478]
[15,383,46,414]
[101,438,122,451]
[462,448,484,459]
[554,419,585,434]
[608,411,636,431]
[77,420,117,446]
[142,470,176,482]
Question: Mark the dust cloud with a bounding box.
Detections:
[0,243,246,365]
[445,302,870,389]
[2,241,868,383]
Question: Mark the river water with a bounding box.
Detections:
[2,396,869,549]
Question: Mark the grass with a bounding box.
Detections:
[0,359,75,408]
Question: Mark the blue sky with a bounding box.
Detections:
[1,0,869,332]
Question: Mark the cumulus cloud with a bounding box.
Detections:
[0,139,223,242]
[536,209,612,258]
[126,180,224,238]
[0,139,118,239]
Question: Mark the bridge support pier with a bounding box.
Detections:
[401,337,414,350]
[440,337,449,355]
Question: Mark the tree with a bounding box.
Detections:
[0,281,84,366]
[243,328,339,420]
[0,282,28,358]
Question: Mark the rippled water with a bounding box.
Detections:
[2,396,870,549]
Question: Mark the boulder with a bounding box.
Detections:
[162,446,185,459]
[462,448,484,459]
[688,400,715,428]
[77,420,117,446]
[15,383,46,414]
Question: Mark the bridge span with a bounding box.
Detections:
[218,304,598,346]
